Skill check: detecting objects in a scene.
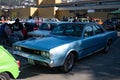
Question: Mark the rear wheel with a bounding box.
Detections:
[61,52,75,73]
[103,40,112,53]
[0,72,10,80]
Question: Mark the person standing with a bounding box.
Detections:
[25,16,35,32]
[12,18,24,40]
[73,16,79,22]
[0,23,13,45]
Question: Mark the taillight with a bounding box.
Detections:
[16,60,20,68]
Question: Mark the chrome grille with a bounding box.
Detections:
[21,47,41,55]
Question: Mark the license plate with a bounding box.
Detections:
[28,58,35,65]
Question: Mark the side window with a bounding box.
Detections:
[72,24,84,36]
[84,26,93,37]
[93,24,104,34]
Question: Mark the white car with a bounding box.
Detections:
[28,22,61,38]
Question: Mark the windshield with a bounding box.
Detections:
[51,23,84,37]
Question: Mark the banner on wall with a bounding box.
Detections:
[87,9,95,13]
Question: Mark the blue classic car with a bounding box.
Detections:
[13,22,117,72]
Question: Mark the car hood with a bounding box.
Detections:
[28,30,51,37]
[14,36,81,51]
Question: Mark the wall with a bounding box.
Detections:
[36,0,61,5]
[36,0,55,5]
[42,0,55,4]
[36,0,43,5]
[38,7,55,18]
[8,7,38,19]
[35,0,62,18]
[56,10,74,20]
[55,0,61,3]
[0,11,2,16]
[30,7,38,17]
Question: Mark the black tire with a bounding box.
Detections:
[61,52,75,73]
[103,40,112,53]
[0,72,10,80]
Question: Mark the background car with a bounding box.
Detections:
[102,19,116,30]
[111,17,120,30]
[13,22,117,73]
[0,45,20,80]
[27,22,62,38]
[79,18,89,22]
[103,17,120,31]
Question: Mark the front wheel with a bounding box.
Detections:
[61,53,75,73]
[0,73,10,80]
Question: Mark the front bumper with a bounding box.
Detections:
[13,51,54,67]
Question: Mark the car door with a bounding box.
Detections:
[80,24,97,57]
[93,24,106,49]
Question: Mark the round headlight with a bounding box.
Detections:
[15,46,18,49]
[14,46,21,50]
[41,51,50,58]
[41,51,46,57]
[46,52,50,58]
[36,51,39,54]
[18,47,21,51]
[33,50,40,54]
